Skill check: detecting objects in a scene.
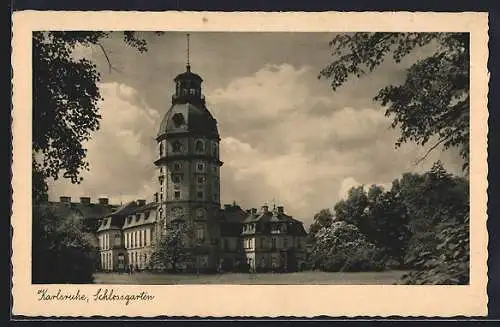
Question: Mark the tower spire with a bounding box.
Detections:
[186,33,191,71]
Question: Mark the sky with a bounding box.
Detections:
[47,32,466,226]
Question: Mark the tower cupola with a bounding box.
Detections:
[172,33,205,106]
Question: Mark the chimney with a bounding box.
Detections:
[60,196,71,203]
[154,192,159,203]
[137,199,146,206]
[80,197,91,205]
[251,208,257,215]
[261,205,269,213]
[277,206,284,214]
[98,197,109,205]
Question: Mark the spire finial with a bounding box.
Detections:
[186,33,191,71]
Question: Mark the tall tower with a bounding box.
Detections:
[154,34,222,269]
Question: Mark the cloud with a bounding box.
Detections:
[47,54,465,228]
[48,82,160,204]
[206,63,465,226]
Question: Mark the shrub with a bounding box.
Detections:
[309,221,386,272]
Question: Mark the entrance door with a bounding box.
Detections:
[118,253,125,271]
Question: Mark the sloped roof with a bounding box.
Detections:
[37,201,118,221]
[242,210,308,237]
[97,201,160,232]
[157,103,218,138]
[122,203,159,229]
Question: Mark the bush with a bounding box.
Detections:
[309,221,386,272]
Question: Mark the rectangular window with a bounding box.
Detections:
[196,226,205,242]
[172,174,183,183]
[197,175,205,184]
[174,191,181,200]
[284,237,288,248]
[197,162,204,172]
[197,191,203,199]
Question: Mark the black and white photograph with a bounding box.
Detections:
[12,11,488,317]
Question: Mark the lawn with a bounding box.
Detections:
[93,270,409,285]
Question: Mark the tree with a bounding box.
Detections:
[150,221,192,273]
[319,33,469,171]
[32,31,162,202]
[308,208,334,239]
[364,185,411,264]
[334,186,369,232]
[32,206,97,283]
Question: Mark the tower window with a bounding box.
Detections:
[172,140,183,153]
[195,140,205,152]
[174,191,181,200]
[159,143,164,156]
[172,174,183,184]
[172,113,185,128]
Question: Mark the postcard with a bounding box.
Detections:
[11,11,489,317]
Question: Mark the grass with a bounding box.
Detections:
[93,270,409,285]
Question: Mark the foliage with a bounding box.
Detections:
[32,206,97,283]
[150,221,192,273]
[308,162,469,282]
[309,221,385,272]
[402,215,470,285]
[319,32,469,171]
[32,31,161,202]
[308,208,334,240]
[333,185,410,265]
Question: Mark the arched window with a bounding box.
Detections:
[172,113,185,127]
[172,140,182,153]
[195,140,204,152]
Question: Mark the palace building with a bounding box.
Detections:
[47,36,308,273]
